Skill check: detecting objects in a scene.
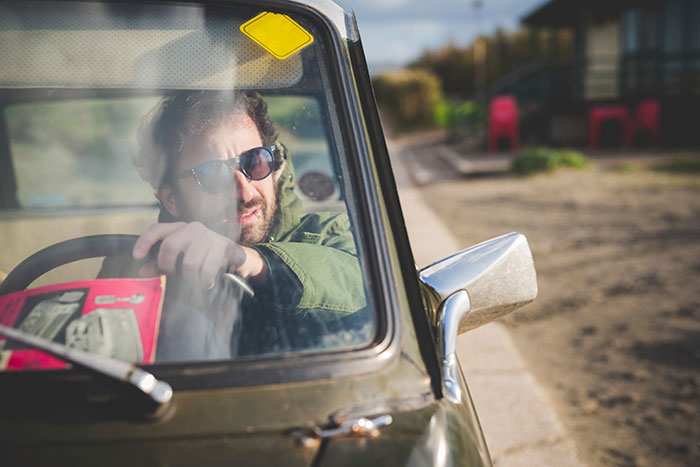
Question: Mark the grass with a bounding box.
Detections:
[511,147,591,175]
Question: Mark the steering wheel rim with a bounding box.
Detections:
[0,234,253,299]
[0,234,141,295]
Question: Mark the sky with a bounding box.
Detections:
[339,0,548,71]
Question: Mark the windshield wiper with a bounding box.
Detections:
[0,324,172,416]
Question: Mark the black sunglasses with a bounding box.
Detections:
[173,145,277,193]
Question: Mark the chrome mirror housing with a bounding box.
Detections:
[418,232,538,402]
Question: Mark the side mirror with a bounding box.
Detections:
[418,232,537,402]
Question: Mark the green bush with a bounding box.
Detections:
[511,148,558,174]
[511,147,590,175]
[453,101,486,127]
[433,100,453,128]
[556,149,590,169]
[433,99,486,130]
[372,68,443,130]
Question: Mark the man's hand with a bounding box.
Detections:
[133,222,269,288]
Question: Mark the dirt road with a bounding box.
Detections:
[417,151,700,467]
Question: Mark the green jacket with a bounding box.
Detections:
[239,149,369,355]
[252,148,366,318]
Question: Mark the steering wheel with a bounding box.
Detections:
[0,234,251,296]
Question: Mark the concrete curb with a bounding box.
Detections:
[387,139,585,467]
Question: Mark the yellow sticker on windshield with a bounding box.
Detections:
[240,12,314,60]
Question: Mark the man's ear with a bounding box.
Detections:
[157,185,180,218]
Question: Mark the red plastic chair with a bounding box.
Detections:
[589,105,633,150]
[488,96,519,153]
[634,99,660,147]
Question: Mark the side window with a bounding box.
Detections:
[266,96,342,211]
[5,98,159,209]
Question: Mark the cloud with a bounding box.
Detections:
[350,0,411,9]
[341,0,542,68]
[346,0,539,22]
[358,20,447,66]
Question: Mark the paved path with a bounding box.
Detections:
[387,137,585,467]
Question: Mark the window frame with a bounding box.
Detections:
[0,0,404,390]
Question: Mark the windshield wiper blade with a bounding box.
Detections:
[0,324,172,415]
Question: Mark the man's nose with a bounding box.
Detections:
[234,170,255,202]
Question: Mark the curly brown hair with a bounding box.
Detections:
[134,90,279,189]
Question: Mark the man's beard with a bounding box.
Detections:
[237,180,280,246]
[172,183,279,247]
[236,197,276,246]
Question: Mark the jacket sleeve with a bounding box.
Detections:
[254,213,366,319]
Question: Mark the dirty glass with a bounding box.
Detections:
[0,1,374,372]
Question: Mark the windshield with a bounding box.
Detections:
[0,1,375,372]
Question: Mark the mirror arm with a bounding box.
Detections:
[437,290,471,403]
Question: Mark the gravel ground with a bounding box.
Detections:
[419,153,700,467]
